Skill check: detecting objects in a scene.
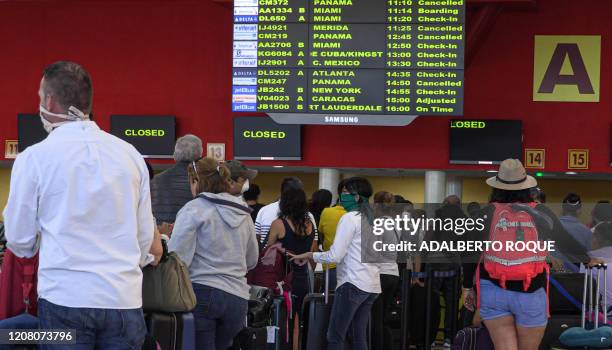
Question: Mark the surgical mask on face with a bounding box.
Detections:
[39,105,88,133]
[241,179,250,194]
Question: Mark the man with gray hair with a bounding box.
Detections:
[150,134,203,223]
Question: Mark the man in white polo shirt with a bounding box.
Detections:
[3,61,154,349]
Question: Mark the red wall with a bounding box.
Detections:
[0,0,610,172]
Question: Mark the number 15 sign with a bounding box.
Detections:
[568,149,589,170]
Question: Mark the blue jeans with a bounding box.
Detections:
[192,283,248,350]
[328,268,338,292]
[327,283,378,350]
[38,298,146,350]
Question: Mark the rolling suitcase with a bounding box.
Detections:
[145,312,195,350]
[269,292,293,350]
[451,324,494,350]
[556,264,612,349]
[541,273,593,349]
[146,313,180,350]
[300,266,333,350]
[180,312,196,350]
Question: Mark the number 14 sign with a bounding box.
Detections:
[525,149,545,169]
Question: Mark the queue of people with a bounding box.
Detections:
[1,60,612,350]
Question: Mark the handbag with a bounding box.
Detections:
[142,242,196,313]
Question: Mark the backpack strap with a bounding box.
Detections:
[511,203,554,231]
[21,262,35,313]
[196,194,252,214]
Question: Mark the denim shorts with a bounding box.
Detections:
[479,279,548,328]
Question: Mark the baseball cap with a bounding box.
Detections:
[225,160,258,181]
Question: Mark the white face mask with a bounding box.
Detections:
[241,179,250,194]
[39,105,89,133]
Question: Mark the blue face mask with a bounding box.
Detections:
[340,193,360,212]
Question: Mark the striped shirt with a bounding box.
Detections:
[255,201,318,245]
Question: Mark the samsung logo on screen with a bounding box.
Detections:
[324,116,359,124]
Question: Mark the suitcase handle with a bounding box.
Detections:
[582,263,608,329]
[324,264,329,305]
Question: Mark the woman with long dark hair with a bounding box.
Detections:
[309,189,333,226]
[267,187,315,348]
[462,159,601,350]
[290,177,379,350]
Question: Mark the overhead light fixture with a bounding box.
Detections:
[486,170,498,173]
[273,165,284,168]
[565,171,577,175]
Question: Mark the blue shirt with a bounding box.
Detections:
[559,215,592,251]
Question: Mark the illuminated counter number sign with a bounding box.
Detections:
[207,143,226,162]
[525,149,545,169]
[5,140,18,159]
[568,149,589,170]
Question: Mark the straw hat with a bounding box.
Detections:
[486,159,537,190]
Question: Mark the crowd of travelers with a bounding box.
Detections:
[0,61,611,350]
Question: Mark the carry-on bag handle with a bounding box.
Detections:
[604,264,608,325]
[324,264,330,305]
[596,266,602,328]
[582,263,608,329]
[582,267,589,329]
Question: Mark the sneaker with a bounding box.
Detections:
[442,339,451,349]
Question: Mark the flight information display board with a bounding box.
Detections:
[232,0,465,125]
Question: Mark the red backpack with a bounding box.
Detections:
[477,203,550,311]
[0,249,39,320]
[246,242,293,294]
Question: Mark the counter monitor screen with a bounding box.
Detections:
[18,114,48,152]
[234,116,301,160]
[232,0,465,126]
[110,115,176,158]
[449,119,522,165]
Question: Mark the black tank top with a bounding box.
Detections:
[279,217,314,276]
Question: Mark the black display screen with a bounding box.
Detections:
[110,115,176,158]
[234,116,301,160]
[232,0,465,125]
[449,120,523,165]
[18,114,48,152]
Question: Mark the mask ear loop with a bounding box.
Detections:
[191,161,200,181]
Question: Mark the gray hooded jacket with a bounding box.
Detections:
[168,192,259,300]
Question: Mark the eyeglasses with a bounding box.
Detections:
[192,161,222,181]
